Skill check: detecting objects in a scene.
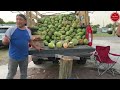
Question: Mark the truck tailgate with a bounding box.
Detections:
[29,45,95,58]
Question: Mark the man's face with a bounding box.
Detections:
[16,16,27,28]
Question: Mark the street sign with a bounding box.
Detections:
[111,12,120,22]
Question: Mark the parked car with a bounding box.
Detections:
[101,27,108,33]
[107,28,113,34]
[0,26,12,46]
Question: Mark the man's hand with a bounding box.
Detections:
[29,40,44,51]
[116,24,120,37]
[2,35,10,45]
[35,47,44,52]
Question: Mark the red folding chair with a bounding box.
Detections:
[92,46,120,76]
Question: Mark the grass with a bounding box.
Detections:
[93,33,116,37]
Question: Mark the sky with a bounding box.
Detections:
[89,11,120,27]
[0,11,120,27]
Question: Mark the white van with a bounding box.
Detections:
[0,26,12,46]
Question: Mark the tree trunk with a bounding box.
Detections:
[59,56,73,79]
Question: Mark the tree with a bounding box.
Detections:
[92,24,100,34]
[113,22,119,28]
[116,22,120,27]
[92,24,100,28]
[5,21,16,24]
[106,23,113,28]
[0,18,5,24]
[106,23,118,36]
[112,22,120,36]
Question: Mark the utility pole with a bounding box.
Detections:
[113,11,117,36]
[103,20,104,27]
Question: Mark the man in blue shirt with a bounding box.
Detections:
[2,14,41,79]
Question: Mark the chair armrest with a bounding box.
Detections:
[109,53,120,56]
[90,51,97,56]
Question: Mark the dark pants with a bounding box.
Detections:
[6,57,28,79]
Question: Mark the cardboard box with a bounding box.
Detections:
[31,35,44,49]
[33,41,44,49]
[32,35,42,41]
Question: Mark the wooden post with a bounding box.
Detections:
[26,11,30,27]
[29,11,32,27]
[59,56,73,79]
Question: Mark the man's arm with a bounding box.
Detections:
[2,26,16,45]
[116,24,120,37]
[27,27,43,51]
[2,27,11,45]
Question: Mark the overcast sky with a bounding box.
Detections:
[0,11,119,27]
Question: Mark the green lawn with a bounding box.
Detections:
[93,33,116,37]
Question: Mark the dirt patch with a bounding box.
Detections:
[14,63,120,79]
[0,57,9,65]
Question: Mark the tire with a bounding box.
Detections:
[53,58,59,64]
[33,58,43,65]
[77,57,87,65]
[48,57,59,64]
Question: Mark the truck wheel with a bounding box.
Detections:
[48,57,59,64]
[53,58,59,64]
[33,59,43,65]
[77,57,87,65]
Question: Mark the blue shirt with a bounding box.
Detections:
[5,26,32,61]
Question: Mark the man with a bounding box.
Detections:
[116,24,120,37]
[2,14,41,79]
